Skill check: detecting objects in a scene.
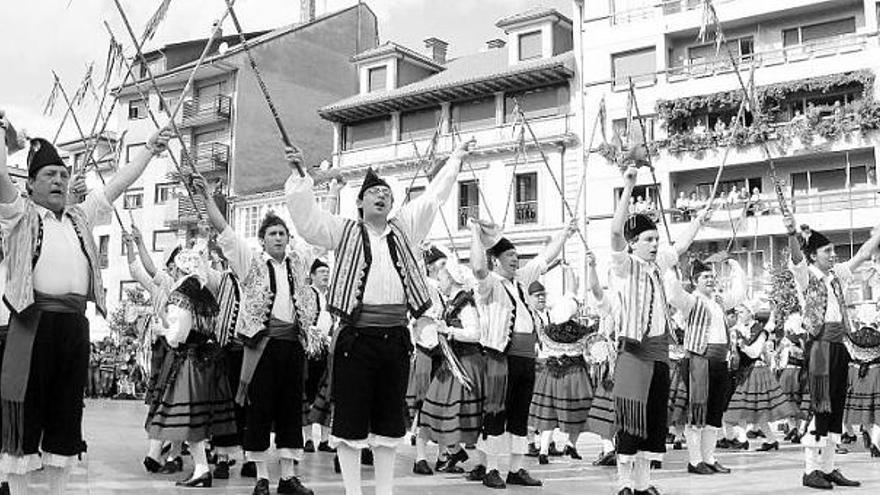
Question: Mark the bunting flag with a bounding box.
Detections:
[42,80,60,116]
[698,0,724,52]
[100,38,124,90]
[598,95,607,143]
[72,63,95,107]
[142,0,173,42]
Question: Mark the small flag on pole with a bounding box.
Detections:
[598,95,607,143]
[142,0,173,42]
[42,80,60,116]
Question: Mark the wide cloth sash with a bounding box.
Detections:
[1,292,86,456]
[809,322,847,414]
[354,304,408,328]
[612,335,668,439]
[686,343,728,427]
[236,317,298,405]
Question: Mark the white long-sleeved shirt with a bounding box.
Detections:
[284,156,461,305]
[609,246,678,339]
[665,261,746,344]
[789,260,853,323]
[477,257,547,352]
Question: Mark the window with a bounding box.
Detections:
[783,17,856,47]
[612,116,656,142]
[686,37,754,71]
[505,84,570,122]
[342,116,392,150]
[128,99,147,120]
[155,183,177,205]
[406,186,425,202]
[612,47,656,86]
[518,30,543,61]
[614,183,661,212]
[158,90,182,113]
[400,107,441,139]
[458,180,479,229]
[123,188,144,210]
[514,173,538,225]
[126,142,146,163]
[243,205,261,239]
[152,230,178,252]
[452,96,497,130]
[98,235,110,269]
[368,65,387,92]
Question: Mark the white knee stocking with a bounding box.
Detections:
[337,445,363,495]
[632,456,651,491]
[616,456,634,491]
[373,445,396,495]
[701,427,719,465]
[685,426,703,465]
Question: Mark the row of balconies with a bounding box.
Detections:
[180,142,230,175]
[180,95,232,128]
[455,200,540,229]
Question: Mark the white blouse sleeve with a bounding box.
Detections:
[163,304,193,348]
[452,305,482,343]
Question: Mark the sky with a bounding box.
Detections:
[0,0,572,160]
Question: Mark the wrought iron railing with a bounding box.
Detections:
[515,200,538,224]
[180,142,229,174]
[181,94,231,127]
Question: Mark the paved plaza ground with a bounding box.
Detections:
[26,399,880,494]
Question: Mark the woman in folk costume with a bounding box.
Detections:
[145,248,237,488]
[585,267,620,468]
[608,166,709,495]
[528,261,596,465]
[285,138,475,495]
[418,259,483,473]
[466,217,577,489]
[408,246,446,476]
[786,219,880,490]
[776,313,811,443]
[665,257,745,476]
[843,317,880,458]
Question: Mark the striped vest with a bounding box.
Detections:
[2,199,105,316]
[615,255,670,343]
[683,295,725,355]
[328,218,431,322]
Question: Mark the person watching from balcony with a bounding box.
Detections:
[284,137,475,495]
[713,119,727,135]
[676,192,690,222]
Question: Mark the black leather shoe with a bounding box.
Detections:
[435,455,465,473]
[687,462,715,475]
[241,460,257,478]
[650,460,662,469]
[870,444,880,457]
[507,468,542,486]
[317,441,335,453]
[252,478,271,495]
[716,438,731,449]
[802,470,833,490]
[159,457,183,474]
[757,441,779,451]
[617,489,634,495]
[0,481,9,495]
[707,461,731,474]
[213,461,229,479]
[564,445,582,460]
[835,446,849,454]
[465,464,486,482]
[482,469,506,489]
[303,440,315,453]
[465,443,476,450]
[175,471,213,488]
[673,440,683,450]
[143,456,162,473]
[361,449,373,466]
[841,433,857,444]
[594,450,617,467]
[450,448,469,464]
[538,454,549,465]
[413,459,433,475]
[525,442,539,457]
[729,440,749,450]
[824,469,860,487]
[746,429,762,439]
[278,476,314,495]
[635,486,661,495]
[548,442,564,456]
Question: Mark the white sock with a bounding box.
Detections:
[485,453,499,471]
[8,472,30,495]
[735,424,748,443]
[701,427,719,465]
[320,426,330,443]
[820,444,835,473]
[373,445,395,495]
[147,439,163,462]
[255,459,270,481]
[509,453,524,473]
[870,424,880,447]
[616,456,634,490]
[302,426,313,444]
[46,466,70,495]
[337,445,363,495]
[804,446,821,473]
[787,418,798,431]
[685,426,703,466]
[539,431,552,455]
[281,457,296,479]
[602,438,615,454]
[633,457,651,491]
[415,435,428,462]
[190,440,210,478]
[759,422,778,443]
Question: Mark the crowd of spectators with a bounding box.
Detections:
[87,337,146,400]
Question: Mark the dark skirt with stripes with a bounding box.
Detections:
[419,343,485,446]
[529,356,592,435]
[406,346,439,422]
[586,381,616,440]
[778,366,809,420]
[723,365,797,424]
[843,363,880,427]
[145,341,237,442]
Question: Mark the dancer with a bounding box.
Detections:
[0,252,9,495]
[303,258,335,454]
[776,313,810,444]
[787,218,880,489]
[145,248,238,488]
[467,216,577,488]
[195,175,317,495]
[666,256,745,475]
[0,111,170,495]
[285,138,474,495]
[843,319,880,457]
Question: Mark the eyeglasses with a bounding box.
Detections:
[364,187,392,197]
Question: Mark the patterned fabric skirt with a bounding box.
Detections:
[529,356,593,435]
[723,365,797,424]
[405,347,438,422]
[419,345,485,446]
[778,367,809,420]
[586,381,616,440]
[843,363,880,427]
[145,342,238,442]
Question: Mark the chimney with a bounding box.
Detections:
[486,38,506,50]
[300,0,315,23]
[423,37,449,64]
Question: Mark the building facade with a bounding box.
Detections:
[581,0,880,301]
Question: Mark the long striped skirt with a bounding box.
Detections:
[406,346,439,423]
[145,342,238,442]
[843,362,880,427]
[529,356,592,435]
[419,344,485,446]
[778,366,809,420]
[723,365,797,424]
[586,381,616,440]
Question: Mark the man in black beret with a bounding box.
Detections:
[302,257,333,454]
[0,109,171,495]
[785,216,880,490]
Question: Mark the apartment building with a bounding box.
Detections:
[582,0,880,299]
[316,7,586,294]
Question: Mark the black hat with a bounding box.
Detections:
[528,281,545,295]
[690,258,712,281]
[624,213,657,241]
[423,246,447,266]
[803,228,831,259]
[310,258,329,274]
[487,237,515,258]
[27,138,66,177]
[358,167,390,199]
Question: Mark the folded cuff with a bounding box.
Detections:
[0,453,43,475]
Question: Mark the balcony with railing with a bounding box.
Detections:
[180,142,230,175]
[514,200,539,224]
[174,194,207,226]
[458,205,480,229]
[181,95,232,128]
[610,0,838,27]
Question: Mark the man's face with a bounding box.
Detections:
[694,271,716,295]
[629,229,660,262]
[28,165,69,212]
[312,266,330,288]
[357,185,393,220]
[531,292,547,311]
[495,249,519,276]
[811,244,837,271]
[261,225,289,259]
